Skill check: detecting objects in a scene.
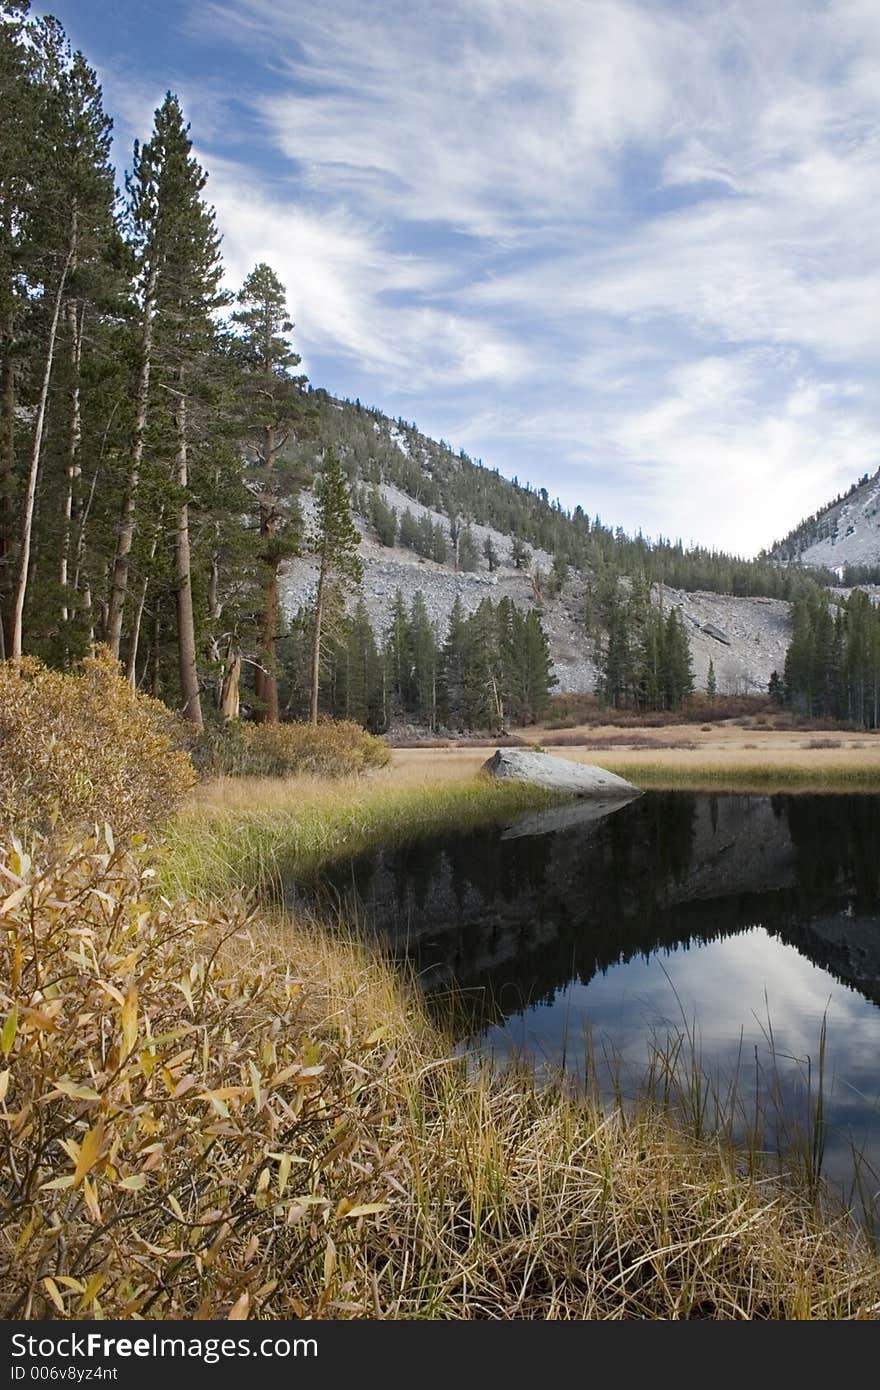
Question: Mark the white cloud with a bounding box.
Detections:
[178,0,880,554]
[205,158,530,391]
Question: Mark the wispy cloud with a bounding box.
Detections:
[62,0,880,553]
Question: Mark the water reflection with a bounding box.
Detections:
[290,792,880,1218]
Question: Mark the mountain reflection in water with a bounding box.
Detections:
[290,792,880,1220]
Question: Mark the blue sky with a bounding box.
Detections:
[48,0,880,556]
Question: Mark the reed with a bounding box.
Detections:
[163,775,556,902]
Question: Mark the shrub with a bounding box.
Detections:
[0,835,397,1319]
[194,718,390,779]
[0,651,195,842]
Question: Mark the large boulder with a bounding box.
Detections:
[482,748,641,798]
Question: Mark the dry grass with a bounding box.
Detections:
[165,774,556,902]
[384,726,880,794]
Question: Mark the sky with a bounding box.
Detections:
[46,0,880,557]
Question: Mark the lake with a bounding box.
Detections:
[291,791,880,1224]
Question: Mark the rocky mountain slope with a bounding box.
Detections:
[281,395,793,696]
[770,468,880,572]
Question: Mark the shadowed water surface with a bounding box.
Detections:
[290,792,880,1222]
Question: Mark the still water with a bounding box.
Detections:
[292,792,880,1218]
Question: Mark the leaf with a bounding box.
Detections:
[166,1193,185,1222]
[121,988,138,1055]
[342,1203,388,1219]
[40,1175,75,1191]
[248,1059,262,1110]
[278,1152,291,1196]
[364,1024,392,1047]
[82,1176,102,1223]
[42,1278,66,1315]
[227,1291,250,1321]
[119,1174,147,1191]
[1,883,30,915]
[97,980,125,1007]
[48,1080,101,1102]
[74,1120,105,1187]
[1,1006,18,1057]
[323,1236,337,1289]
[0,1068,9,1102]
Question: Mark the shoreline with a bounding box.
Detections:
[384,722,880,793]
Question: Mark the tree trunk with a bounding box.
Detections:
[254,545,281,722]
[208,519,221,621]
[0,300,16,660]
[60,297,84,628]
[72,460,101,645]
[149,610,161,698]
[107,257,158,658]
[220,646,241,721]
[11,250,73,658]
[174,385,203,727]
[309,560,326,726]
[253,422,281,722]
[126,511,161,688]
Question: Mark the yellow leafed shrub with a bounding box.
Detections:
[0,650,195,842]
[195,717,390,779]
[0,835,396,1319]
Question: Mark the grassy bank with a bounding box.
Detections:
[593,759,880,793]
[163,774,556,902]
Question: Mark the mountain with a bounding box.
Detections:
[769,469,880,575]
[282,393,795,698]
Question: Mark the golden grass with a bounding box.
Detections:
[164,774,555,902]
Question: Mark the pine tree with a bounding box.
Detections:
[342,598,383,729]
[706,657,717,699]
[9,20,89,657]
[145,95,229,725]
[369,487,397,546]
[0,1,40,656]
[232,261,315,721]
[458,526,479,572]
[510,537,531,571]
[384,588,410,720]
[662,607,694,709]
[440,594,467,727]
[308,449,362,724]
[408,591,439,729]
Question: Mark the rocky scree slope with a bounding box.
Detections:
[770,468,880,571]
[281,397,792,696]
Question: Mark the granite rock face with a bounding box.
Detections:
[482,748,641,797]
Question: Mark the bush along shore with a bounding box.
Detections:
[2,655,880,1318]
